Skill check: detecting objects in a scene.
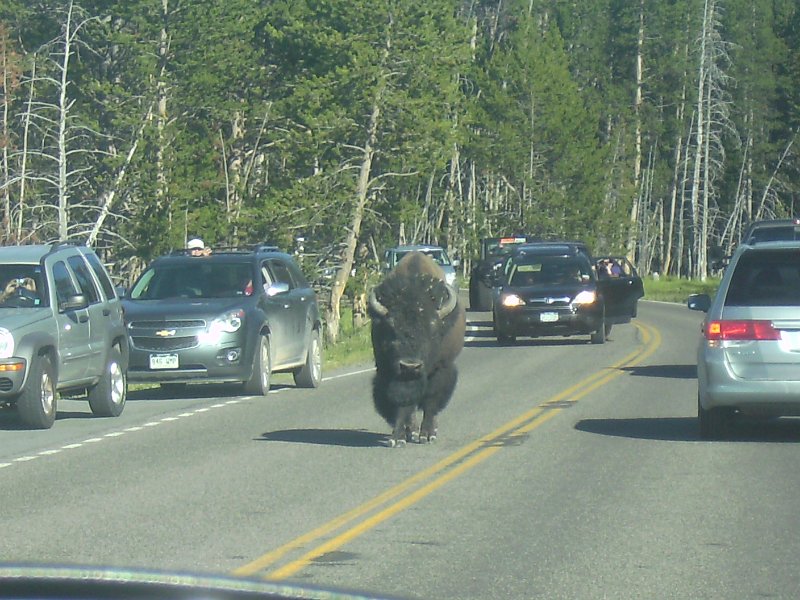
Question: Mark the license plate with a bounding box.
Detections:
[149,354,178,369]
[540,312,558,323]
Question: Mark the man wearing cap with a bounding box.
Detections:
[188,238,211,256]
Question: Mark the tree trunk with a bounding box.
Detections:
[324,18,392,344]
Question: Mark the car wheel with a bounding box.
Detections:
[293,328,322,388]
[243,335,271,396]
[17,354,56,429]
[698,396,733,440]
[591,322,606,344]
[87,347,127,417]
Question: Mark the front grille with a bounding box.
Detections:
[526,296,571,308]
[132,336,198,352]
[129,319,206,329]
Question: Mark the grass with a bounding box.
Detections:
[642,275,721,304]
[321,307,373,371]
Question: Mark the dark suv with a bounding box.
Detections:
[122,246,322,394]
[492,244,643,344]
[0,243,128,428]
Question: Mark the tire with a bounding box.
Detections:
[591,321,606,344]
[698,396,733,440]
[294,328,322,388]
[243,335,271,396]
[17,354,56,429]
[88,347,127,417]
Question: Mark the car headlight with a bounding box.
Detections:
[199,310,245,345]
[209,310,244,334]
[0,328,13,358]
[501,293,525,307]
[572,290,597,305]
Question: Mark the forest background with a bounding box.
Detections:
[0,0,798,341]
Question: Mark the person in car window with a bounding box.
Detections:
[187,238,212,256]
[0,276,38,303]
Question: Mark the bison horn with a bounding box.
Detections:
[368,288,389,317]
[437,284,458,319]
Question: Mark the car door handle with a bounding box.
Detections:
[103,308,111,316]
[78,314,89,323]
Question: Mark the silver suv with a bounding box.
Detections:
[0,243,128,429]
[688,240,800,438]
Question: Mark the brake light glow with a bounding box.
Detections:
[705,320,780,341]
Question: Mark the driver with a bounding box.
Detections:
[1,277,37,302]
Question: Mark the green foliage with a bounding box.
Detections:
[643,275,721,304]
[0,0,799,291]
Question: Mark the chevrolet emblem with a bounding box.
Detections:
[155,329,176,337]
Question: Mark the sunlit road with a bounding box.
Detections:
[3,301,800,599]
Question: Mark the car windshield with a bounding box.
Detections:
[129,261,254,300]
[395,249,451,267]
[725,249,800,306]
[0,264,46,307]
[507,257,589,286]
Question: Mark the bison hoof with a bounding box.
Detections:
[388,438,407,448]
[419,433,437,444]
[408,430,420,444]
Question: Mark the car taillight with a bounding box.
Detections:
[705,320,781,341]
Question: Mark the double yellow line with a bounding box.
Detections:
[233,321,662,580]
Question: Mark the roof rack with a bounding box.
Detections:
[168,244,282,256]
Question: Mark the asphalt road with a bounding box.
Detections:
[2,300,800,599]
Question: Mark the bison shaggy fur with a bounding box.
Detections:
[369,251,466,446]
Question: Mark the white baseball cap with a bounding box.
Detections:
[187,238,205,250]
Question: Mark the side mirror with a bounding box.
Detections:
[265,282,290,297]
[59,294,88,312]
[452,258,460,268]
[687,293,711,313]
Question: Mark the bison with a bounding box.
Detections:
[368,251,466,447]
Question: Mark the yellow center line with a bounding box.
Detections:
[233,321,661,579]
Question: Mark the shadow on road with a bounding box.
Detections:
[575,416,800,443]
[620,364,697,379]
[127,382,293,401]
[257,428,387,447]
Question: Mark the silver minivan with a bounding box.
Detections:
[688,240,800,438]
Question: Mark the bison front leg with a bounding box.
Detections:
[419,364,458,443]
[389,404,418,447]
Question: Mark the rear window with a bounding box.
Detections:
[725,249,800,306]
[747,226,800,243]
